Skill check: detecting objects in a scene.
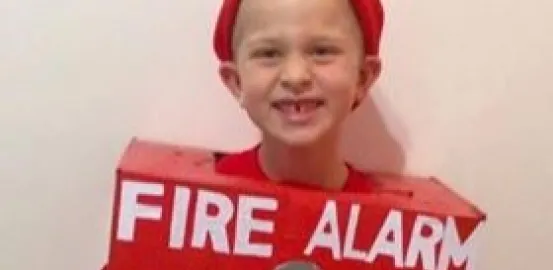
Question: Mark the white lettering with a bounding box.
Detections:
[191,190,234,254]
[366,209,404,267]
[234,196,278,257]
[405,216,444,270]
[437,217,483,270]
[169,186,191,249]
[304,200,342,260]
[116,181,163,242]
[343,204,368,261]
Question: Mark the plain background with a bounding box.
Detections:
[1,0,552,269]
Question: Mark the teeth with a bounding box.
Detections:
[279,104,296,113]
[274,100,323,114]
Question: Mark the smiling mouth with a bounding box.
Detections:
[270,98,325,123]
[271,99,325,114]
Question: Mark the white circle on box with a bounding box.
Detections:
[275,260,321,270]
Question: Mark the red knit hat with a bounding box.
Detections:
[213,0,384,62]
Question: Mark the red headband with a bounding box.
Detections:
[213,0,384,62]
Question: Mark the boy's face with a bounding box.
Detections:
[220,0,381,147]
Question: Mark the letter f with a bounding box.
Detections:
[116,180,164,242]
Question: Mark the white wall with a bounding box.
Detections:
[1,0,551,269]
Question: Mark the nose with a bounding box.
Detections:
[279,54,313,93]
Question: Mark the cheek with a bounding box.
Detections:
[239,70,273,102]
[315,65,359,107]
[238,68,279,116]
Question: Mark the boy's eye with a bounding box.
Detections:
[313,47,331,56]
[312,46,339,56]
[310,45,341,63]
[251,48,281,59]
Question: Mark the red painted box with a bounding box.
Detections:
[102,139,485,270]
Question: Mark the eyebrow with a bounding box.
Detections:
[309,35,347,44]
[243,37,282,47]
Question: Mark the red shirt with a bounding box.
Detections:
[215,145,375,193]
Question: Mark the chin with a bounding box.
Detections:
[260,118,338,148]
[273,129,329,148]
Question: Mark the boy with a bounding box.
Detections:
[213,0,384,192]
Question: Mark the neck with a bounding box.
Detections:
[258,135,348,191]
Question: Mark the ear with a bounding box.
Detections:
[353,55,382,109]
[219,61,243,105]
